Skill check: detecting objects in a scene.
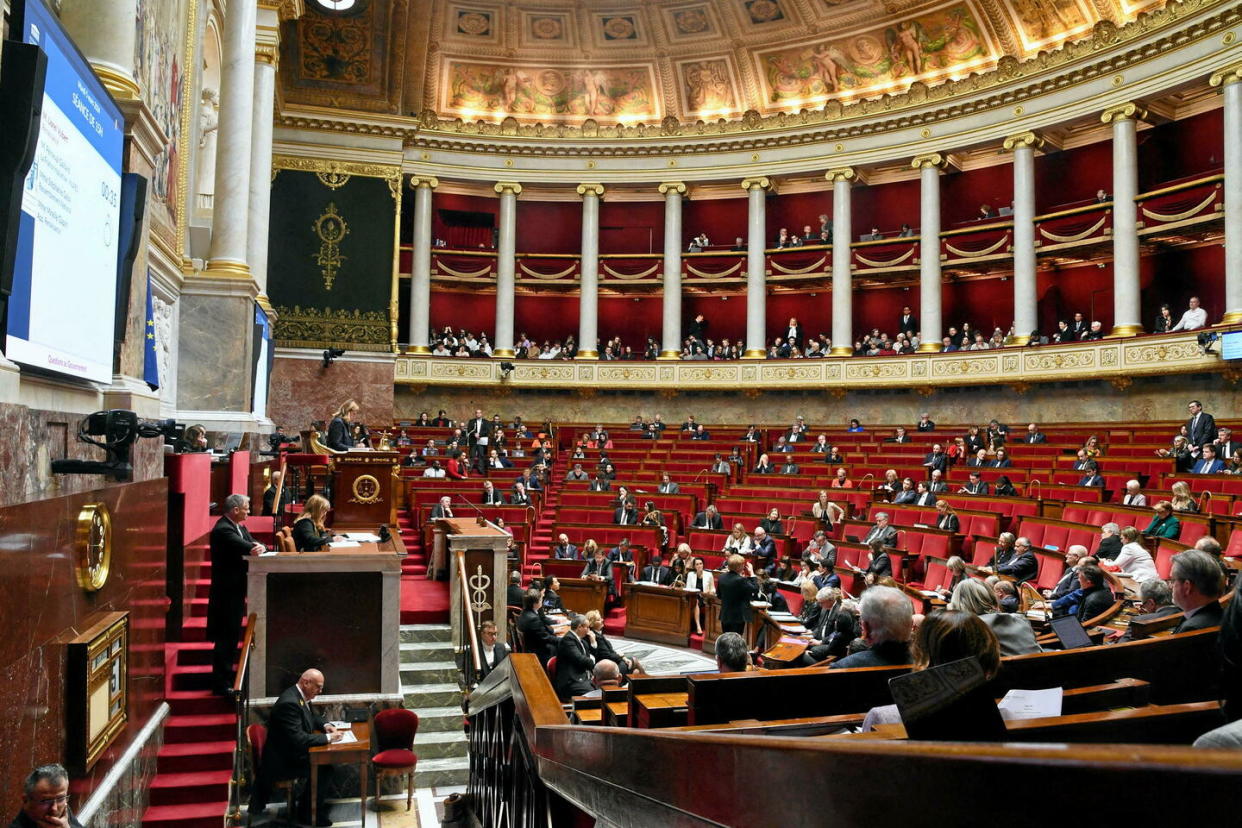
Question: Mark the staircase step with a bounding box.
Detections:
[400,624,452,644]
[402,682,462,708]
[400,661,459,684]
[415,705,468,733]
[413,756,470,789]
[148,770,232,807]
[414,730,470,759]
[141,801,226,828]
[401,641,454,660]
[165,690,232,717]
[171,664,215,692]
[156,740,236,774]
[165,713,237,743]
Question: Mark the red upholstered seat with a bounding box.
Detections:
[546,656,558,680]
[373,748,418,768]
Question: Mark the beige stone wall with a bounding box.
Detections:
[394,372,1239,430]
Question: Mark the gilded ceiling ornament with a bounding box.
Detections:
[312,203,349,289]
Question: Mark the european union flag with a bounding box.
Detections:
[144,270,160,390]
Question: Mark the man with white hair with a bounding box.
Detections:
[798,587,844,666]
[1045,545,1088,600]
[830,586,913,669]
[430,495,454,518]
[552,533,578,560]
[208,493,265,695]
[1122,480,1147,507]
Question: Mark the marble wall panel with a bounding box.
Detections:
[268,355,395,431]
[178,294,254,412]
[0,478,168,817]
[394,372,1241,430]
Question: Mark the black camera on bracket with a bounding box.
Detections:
[51,410,183,481]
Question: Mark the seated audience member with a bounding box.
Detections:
[580,547,615,599]
[578,659,622,699]
[262,471,293,517]
[780,459,801,475]
[1192,444,1225,474]
[711,453,732,474]
[812,557,841,591]
[752,527,778,574]
[938,556,969,598]
[992,580,1020,613]
[430,495,455,520]
[291,494,338,552]
[1023,423,1046,444]
[640,552,674,585]
[553,615,596,701]
[992,535,1038,583]
[960,471,989,495]
[1168,295,1207,331]
[542,577,566,612]
[723,522,753,555]
[993,475,1017,497]
[861,511,899,548]
[1171,550,1226,632]
[812,490,845,527]
[966,449,988,468]
[934,500,959,532]
[831,468,854,488]
[585,610,639,677]
[825,446,845,464]
[887,426,911,444]
[694,504,724,530]
[847,418,864,433]
[830,586,914,669]
[588,473,611,492]
[1106,527,1159,583]
[715,632,751,673]
[481,480,506,505]
[753,453,775,474]
[917,412,935,431]
[1144,501,1181,539]
[949,579,1040,656]
[510,482,532,507]
[760,508,784,535]
[14,764,85,828]
[250,669,344,823]
[422,460,446,478]
[773,557,797,582]
[657,472,680,494]
[912,481,937,507]
[552,534,578,560]
[1121,479,1147,507]
[989,448,1013,468]
[1066,565,1117,623]
[922,443,949,475]
[506,570,526,608]
[891,477,918,504]
[1157,436,1195,473]
[1077,462,1104,487]
[798,587,853,666]
[861,609,1003,731]
[1169,481,1199,513]
[607,539,636,579]
[446,451,470,479]
[564,463,590,482]
[613,497,638,525]
[1044,546,1088,601]
[811,434,830,452]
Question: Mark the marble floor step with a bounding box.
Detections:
[413,756,470,789]
[400,624,452,644]
[414,731,470,759]
[401,641,455,661]
[401,661,459,684]
[402,682,462,708]
[414,705,466,733]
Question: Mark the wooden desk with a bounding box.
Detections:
[761,636,810,668]
[333,452,400,527]
[634,692,690,728]
[701,595,723,655]
[310,721,370,827]
[603,701,629,727]
[625,583,696,646]
[557,577,608,617]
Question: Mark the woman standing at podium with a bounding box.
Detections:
[292,494,338,551]
[327,400,360,452]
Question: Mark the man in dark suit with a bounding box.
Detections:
[13,763,85,828]
[752,528,778,574]
[861,512,899,548]
[481,481,506,505]
[1075,566,1116,622]
[798,588,842,666]
[1213,427,1238,464]
[913,484,937,507]
[898,306,918,337]
[517,589,558,665]
[1069,312,1088,338]
[996,536,1038,583]
[207,494,265,695]
[551,534,579,560]
[476,620,510,680]
[464,408,492,472]
[1186,399,1217,451]
[1077,462,1104,487]
[916,413,935,432]
[717,555,758,634]
[1171,550,1225,633]
[960,472,989,495]
[1117,579,1182,642]
[830,586,914,669]
[589,474,611,492]
[780,461,801,475]
[692,505,723,530]
[657,473,680,494]
[430,496,454,519]
[261,471,293,517]
[1024,423,1047,444]
[506,571,525,607]
[640,553,673,585]
[1044,546,1086,601]
[613,498,639,525]
[922,444,948,476]
[553,615,596,700]
[250,669,341,826]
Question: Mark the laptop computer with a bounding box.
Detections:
[1050,615,1095,649]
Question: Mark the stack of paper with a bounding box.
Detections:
[342,532,381,542]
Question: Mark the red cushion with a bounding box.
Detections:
[373,749,417,769]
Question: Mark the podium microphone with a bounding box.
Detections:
[455,494,490,526]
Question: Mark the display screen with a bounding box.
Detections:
[1222,331,1242,361]
[5,0,124,383]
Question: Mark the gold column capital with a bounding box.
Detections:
[1100,102,1148,124]
[740,176,772,192]
[1210,63,1242,88]
[90,64,141,101]
[255,42,279,67]
[1001,131,1045,152]
[409,175,440,189]
[658,181,686,195]
[577,183,605,197]
[910,153,948,170]
[259,0,305,22]
[494,181,523,196]
[825,167,856,183]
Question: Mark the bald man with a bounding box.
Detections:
[251,669,341,826]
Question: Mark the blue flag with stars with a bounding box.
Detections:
[144,269,160,390]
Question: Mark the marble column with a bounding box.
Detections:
[58,0,141,100]
[577,183,605,359]
[492,182,522,358]
[1212,65,1242,324]
[1102,102,1146,337]
[247,4,282,309]
[206,0,258,279]
[659,182,686,358]
[827,168,856,355]
[407,176,438,353]
[1003,132,1043,345]
[912,154,946,352]
[741,177,772,358]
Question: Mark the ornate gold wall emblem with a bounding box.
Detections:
[75,503,112,592]
[350,473,383,504]
[312,203,349,289]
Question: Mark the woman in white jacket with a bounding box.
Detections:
[1110,526,1159,583]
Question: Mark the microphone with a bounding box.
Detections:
[454,494,490,526]
[1199,490,1212,514]
[693,467,712,483]
[1028,480,1042,499]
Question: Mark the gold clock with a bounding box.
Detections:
[75,503,112,592]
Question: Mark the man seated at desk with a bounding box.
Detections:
[640,552,674,585]
[554,615,596,701]
[250,669,343,826]
[551,533,579,560]
[581,547,617,601]
[291,495,342,551]
[517,588,559,665]
[607,538,637,580]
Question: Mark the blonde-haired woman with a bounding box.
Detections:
[327,399,361,451]
[292,494,337,551]
[1170,481,1199,513]
[685,557,716,635]
[722,522,753,555]
[584,609,639,675]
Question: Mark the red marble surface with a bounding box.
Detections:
[0,478,168,814]
[268,355,394,431]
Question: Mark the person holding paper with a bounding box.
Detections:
[292,495,339,551]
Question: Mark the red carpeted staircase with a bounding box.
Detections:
[141,553,238,828]
[398,507,450,624]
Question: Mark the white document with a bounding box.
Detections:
[998,687,1064,721]
[331,730,358,745]
[326,721,352,730]
[328,540,361,549]
[342,533,381,542]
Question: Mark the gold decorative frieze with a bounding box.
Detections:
[272,155,402,182]
[274,305,391,351]
[394,332,1226,392]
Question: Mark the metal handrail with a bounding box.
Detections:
[224,612,258,827]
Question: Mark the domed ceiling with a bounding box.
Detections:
[281,0,1166,121]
